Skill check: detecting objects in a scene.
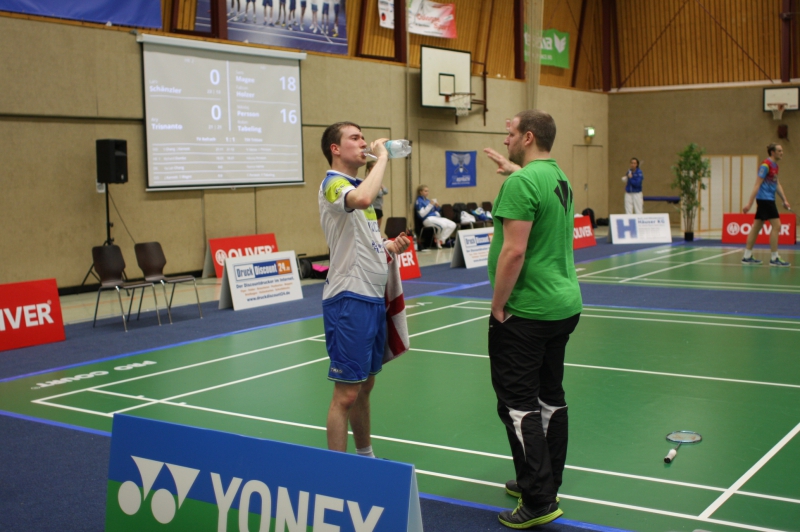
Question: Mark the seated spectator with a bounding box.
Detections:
[415,184,457,248]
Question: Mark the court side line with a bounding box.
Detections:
[582,314,800,333]
[583,307,800,326]
[416,472,787,532]
[582,276,800,291]
[699,421,800,519]
[408,314,489,337]
[618,250,741,283]
[578,248,699,278]
[408,348,800,389]
[32,305,491,405]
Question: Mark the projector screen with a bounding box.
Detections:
[139,35,306,191]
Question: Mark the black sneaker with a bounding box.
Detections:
[498,499,562,529]
[506,480,521,497]
[505,480,559,502]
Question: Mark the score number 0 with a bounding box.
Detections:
[210,69,222,121]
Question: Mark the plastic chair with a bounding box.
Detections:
[384,217,408,239]
[92,245,161,332]
[134,242,203,324]
[467,202,478,212]
[453,202,484,229]
[482,201,493,213]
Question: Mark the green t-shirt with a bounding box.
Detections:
[487,158,582,321]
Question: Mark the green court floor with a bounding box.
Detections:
[2,297,799,532]
[578,246,800,293]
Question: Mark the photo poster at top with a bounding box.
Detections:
[141,38,304,190]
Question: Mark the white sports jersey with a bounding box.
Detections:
[319,170,388,301]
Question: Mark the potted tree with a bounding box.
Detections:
[671,143,709,241]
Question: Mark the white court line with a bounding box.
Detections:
[581,313,800,333]
[578,248,699,278]
[699,421,800,519]
[408,348,800,389]
[619,249,741,283]
[583,307,800,326]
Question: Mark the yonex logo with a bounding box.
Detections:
[118,456,200,524]
[727,222,741,236]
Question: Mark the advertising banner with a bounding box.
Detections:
[394,237,422,281]
[0,279,65,352]
[573,216,596,249]
[106,414,423,531]
[445,151,476,188]
[219,251,303,311]
[203,234,279,278]
[195,0,349,55]
[609,214,672,244]
[0,0,161,28]
[541,29,569,68]
[378,0,395,29]
[450,226,494,269]
[407,0,456,38]
[721,213,796,245]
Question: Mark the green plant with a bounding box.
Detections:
[671,143,709,234]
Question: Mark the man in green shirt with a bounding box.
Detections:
[487,110,582,528]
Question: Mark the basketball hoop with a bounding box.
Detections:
[445,92,474,117]
[767,103,786,121]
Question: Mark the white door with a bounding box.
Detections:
[700,155,758,232]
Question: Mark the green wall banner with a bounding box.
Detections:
[541,29,569,69]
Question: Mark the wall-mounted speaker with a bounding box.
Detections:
[96,139,128,184]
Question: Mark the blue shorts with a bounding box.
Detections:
[300,1,306,6]
[322,3,329,15]
[263,0,271,5]
[323,295,385,383]
[311,3,317,11]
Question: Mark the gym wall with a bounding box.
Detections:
[0,14,608,287]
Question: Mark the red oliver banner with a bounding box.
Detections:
[0,279,65,352]
[721,214,796,245]
[207,234,279,278]
[394,236,422,281]
[573,216,597,250]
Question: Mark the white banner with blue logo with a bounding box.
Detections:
[219,250,303,310]
[609,213,672,244]
[106,415,423,531]
[0,0,161,28]
[450,226,494,269]
[445,150,477,188]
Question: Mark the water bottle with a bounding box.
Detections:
[363,140,412,159]
[385,139,412,158]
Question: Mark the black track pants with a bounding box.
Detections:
[488,312,580,507]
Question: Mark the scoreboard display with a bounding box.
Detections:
[140,36,305,190]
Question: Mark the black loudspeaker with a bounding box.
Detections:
[96,139,128,184]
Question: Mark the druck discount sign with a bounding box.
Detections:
[0,279,65,352]
[202,234,279,278]
[721,213,796,245]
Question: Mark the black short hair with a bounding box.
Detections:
[767,143,780,156]
[515,110,557,152]
[321,122,361,166]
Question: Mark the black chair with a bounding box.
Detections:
[92,245,161,332]
[134,242,203,324]
[384,217,408,239]
[453,202,485,229]
[467,202,478,212]
[482,201,493,213]
[413,213,436,250]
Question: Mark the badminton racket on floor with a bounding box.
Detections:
[664,431,702,463]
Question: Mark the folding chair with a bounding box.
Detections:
[384,217,408,239]
[92,245,161,332]
[134,242,203,324]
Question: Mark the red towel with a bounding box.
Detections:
[383,251,409,363]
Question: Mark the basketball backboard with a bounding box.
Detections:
[420,45,472,110]
[763,87,799,112]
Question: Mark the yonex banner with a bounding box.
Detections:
[0,0,162,28]
[609,213,672,244]
[445,151,476,188]
[203,233,279,278]
[573,216,596,249]
[451,226,494,269]
[106,415,423,531]
[218,250,303,310]
[0,279,64,352]
[721,213,796,245]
